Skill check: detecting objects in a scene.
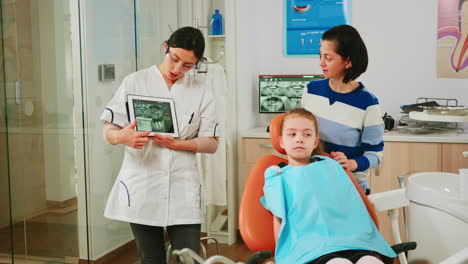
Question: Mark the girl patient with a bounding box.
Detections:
[260,108,396,264]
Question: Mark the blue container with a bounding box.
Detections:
[211,9,223,35]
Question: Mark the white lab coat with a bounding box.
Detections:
[100,65,219,226]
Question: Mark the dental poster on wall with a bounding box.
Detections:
[437,0,468,78]
[285,0,350,56]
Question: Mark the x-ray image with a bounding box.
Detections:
[133,100,174,133]
[127,95,179,137]
[260,96,286,112]
[259,75,324,113]
[285,81,307,97]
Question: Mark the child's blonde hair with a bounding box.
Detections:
[281,107,324,156]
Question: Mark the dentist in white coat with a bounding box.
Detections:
[100,27,219,264]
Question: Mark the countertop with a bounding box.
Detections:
[241,127,468,143]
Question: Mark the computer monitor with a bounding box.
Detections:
[259,75,324,113]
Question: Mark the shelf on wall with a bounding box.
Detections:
[206,35,225,38]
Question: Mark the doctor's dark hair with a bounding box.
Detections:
[166,27,205,61]
[281,107,323,156]
[322,25,368,83]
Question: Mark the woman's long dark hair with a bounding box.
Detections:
[166,27,205,61]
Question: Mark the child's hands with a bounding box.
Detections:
[330,151,358,172]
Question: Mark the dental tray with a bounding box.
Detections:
[421,106,468,116]
[409,111,468,123]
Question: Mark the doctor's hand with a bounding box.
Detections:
[151,134,177,149]
[330,151,358,172]
[151,134,198,152]
[118,120,151,149]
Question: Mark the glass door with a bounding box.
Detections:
[0,0,85,263]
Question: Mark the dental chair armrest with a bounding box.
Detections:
[245,250,272,264]
[380,242,417,264]
[391,241,417,253]
[368,188,409,212]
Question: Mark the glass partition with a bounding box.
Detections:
[0,0,86,262]
[135,0,182,70]
[1,0,204,262]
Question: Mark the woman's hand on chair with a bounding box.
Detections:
[330,151,358,172]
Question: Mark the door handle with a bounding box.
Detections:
[15,80,21,105]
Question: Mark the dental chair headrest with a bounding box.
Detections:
[269,113,287,155]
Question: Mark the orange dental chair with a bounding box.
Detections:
[238,113,416,264]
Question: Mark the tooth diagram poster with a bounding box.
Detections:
[285,0,350,56]
[437,0,468,78]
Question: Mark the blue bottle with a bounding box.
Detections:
[211,9,223,35]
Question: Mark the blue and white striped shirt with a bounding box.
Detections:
[301,79,384,181]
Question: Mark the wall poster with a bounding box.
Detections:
[285,0,350,56]
[437,0,468,78]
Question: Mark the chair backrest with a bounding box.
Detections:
[239,113,379,254]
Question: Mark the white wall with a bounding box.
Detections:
[235,0,468,130]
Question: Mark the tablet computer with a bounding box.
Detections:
[127,94,179,137]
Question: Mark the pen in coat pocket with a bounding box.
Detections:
[188,112,194,124]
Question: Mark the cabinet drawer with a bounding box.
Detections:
[242,138,286,162]
[442,143,468,173]
[239,138,287,207]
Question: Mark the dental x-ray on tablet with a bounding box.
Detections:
[127,94,179,137]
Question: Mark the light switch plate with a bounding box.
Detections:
[98,64,115,81]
